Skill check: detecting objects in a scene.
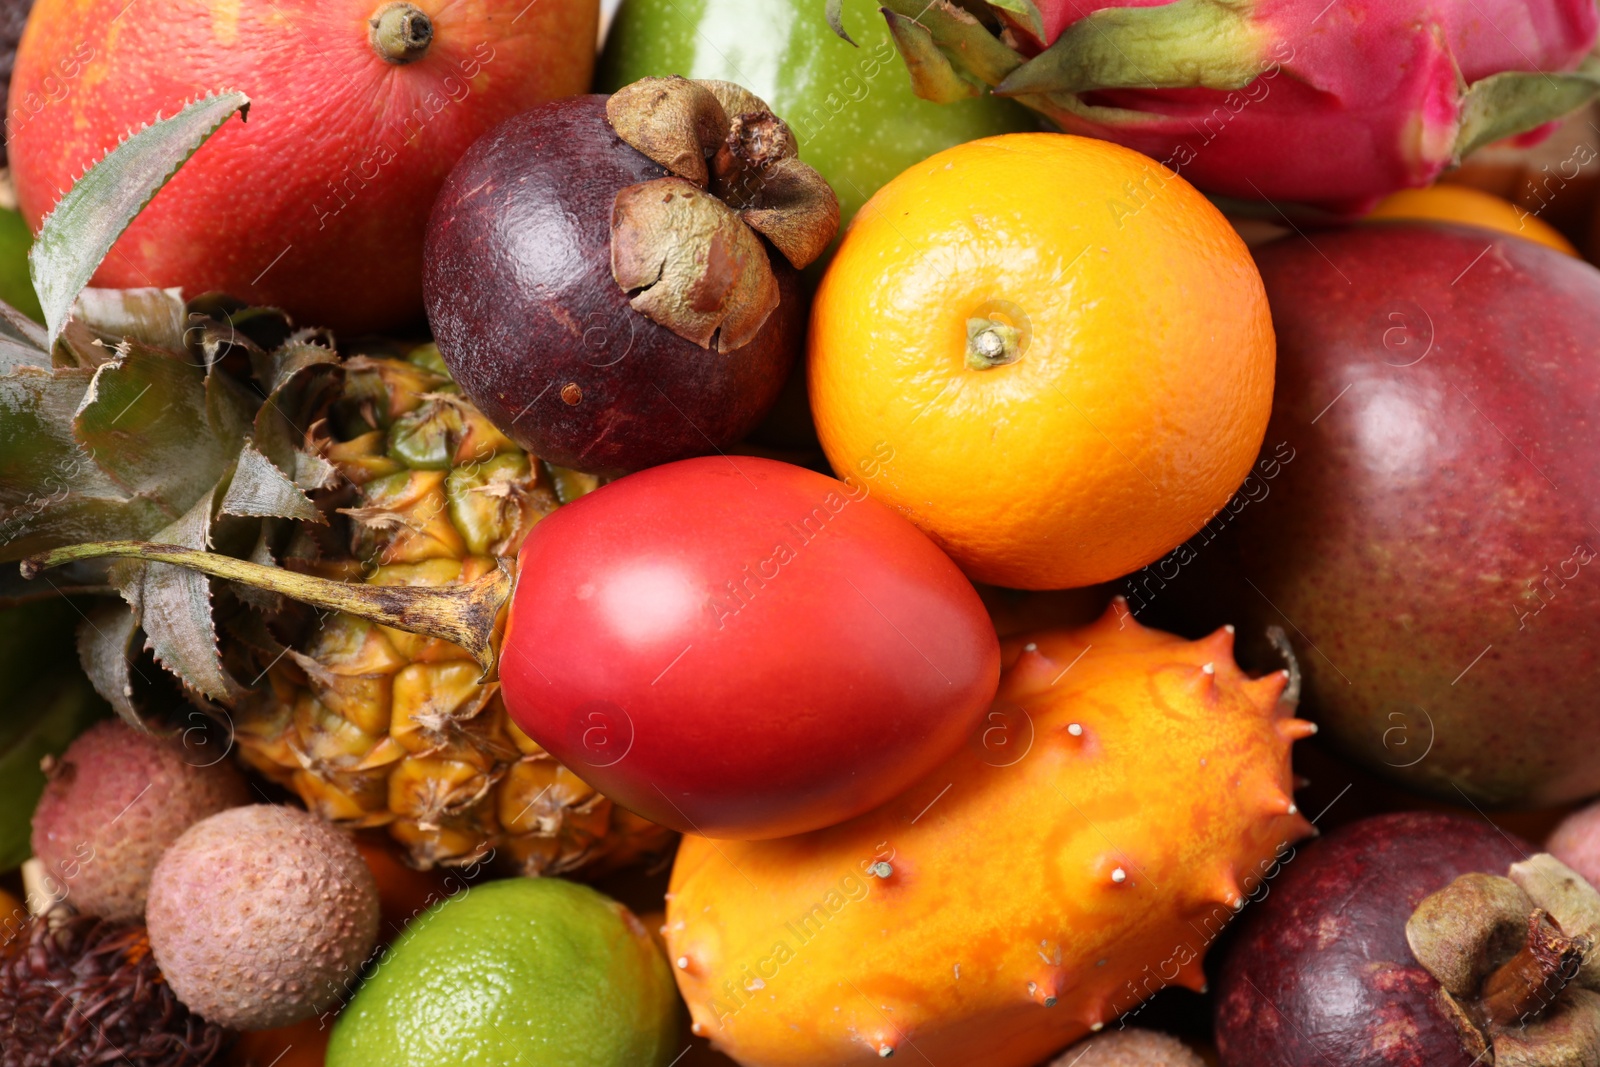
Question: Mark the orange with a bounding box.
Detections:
[1364,185,1578,256]
[809,133,1274,589]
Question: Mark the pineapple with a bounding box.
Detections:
[230,346,674,876]
[1,93,670,879]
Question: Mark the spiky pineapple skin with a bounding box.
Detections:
[230,348,672,877]
[665,603,1315,1066]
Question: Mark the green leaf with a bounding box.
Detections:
[0,301,48,373]
[29,91,250,348]
[880,0,1027,87]
[884,9,984,103]
[826,0,856,45]
[73,342,243,521]
[1455,65,1600,160]
[994,0,1263,98]
[986,0,1044,41]
[220,441,323,523]
[71,287,190,351]
[110,486,243,703]
[76,599,144,725]
[0,365,171,562]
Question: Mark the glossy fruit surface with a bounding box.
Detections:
[10,0,597,333]
[1365,184,1578,255]
[500,455,1000,839]
[1214,812,1532,1067]
[328,878,679,1067]
[424,94,804,476]
[1226,225,1600,807]
[810,133,1274,589]
[598,0,1033,250]
[667,604,1314,1065]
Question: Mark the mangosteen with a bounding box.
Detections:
[424,76,838,476]
[1214,811,1600,1066]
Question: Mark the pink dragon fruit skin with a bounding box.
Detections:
[904,0,1600,213]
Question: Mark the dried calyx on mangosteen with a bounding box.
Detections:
[1406,853,1600,1066]
[604,76,840,352]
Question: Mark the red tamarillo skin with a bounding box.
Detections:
[1214,812,1533,1067]
[9,0,598,333]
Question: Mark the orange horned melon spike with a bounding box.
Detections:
[666,602,1315,1067]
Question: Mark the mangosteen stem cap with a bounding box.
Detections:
[371,2,433,64]
[1480,910,1589,1028]
[604,77,841,352]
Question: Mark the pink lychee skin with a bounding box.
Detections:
[999,0,1599,212]
[145,804,380,1031]
[29,719,251,921]
[1047,1028,1205,1066]
[1548,801,1600,890]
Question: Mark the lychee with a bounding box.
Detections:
[1048,1028,1206,1066]
[29,719,250,920]
[145,804,380,1030]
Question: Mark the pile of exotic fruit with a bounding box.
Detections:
[4,1,1600,1065]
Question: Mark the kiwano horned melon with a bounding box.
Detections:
[666,602,1316,1067]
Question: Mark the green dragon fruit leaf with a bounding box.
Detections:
[985,0,1044,42]
[879,0,1026,89]
[884,10,983,103]
[76,599,144,724]
[993,0,1262,98]
[29,91,249,348]
[1455,65,1600,161]
[109,485,244,704]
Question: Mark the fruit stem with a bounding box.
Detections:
[370,2,433,64]
[966,318,1022,370]
[1479,910,1591,1029]
[20,542,509,679]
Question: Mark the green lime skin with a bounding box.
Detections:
[599,0,1035,240]
[328,878,680,1067]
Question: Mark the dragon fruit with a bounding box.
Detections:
[859,0,1600,212]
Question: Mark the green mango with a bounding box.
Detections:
[599,0,1035,242]
[0,600,107,870]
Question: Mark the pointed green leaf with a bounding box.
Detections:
[0,365,170,561]
[73,342,242,516]
[880,0,1027,87]
[986,0,1044,41]
[826,0,856,45]
[994,0,1262,97]
[220,441,323,523]
[29,91,250,348]
[1455,66,1600,160]
[884,10,984,103]
[76,599,144,725]
[0,301,48,373]
[253,338,341,483]
[112,486,243,703]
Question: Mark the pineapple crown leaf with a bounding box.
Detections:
[76,600,144,726]
[30,90,249,349]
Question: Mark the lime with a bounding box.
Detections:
[328,878,680,1067]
